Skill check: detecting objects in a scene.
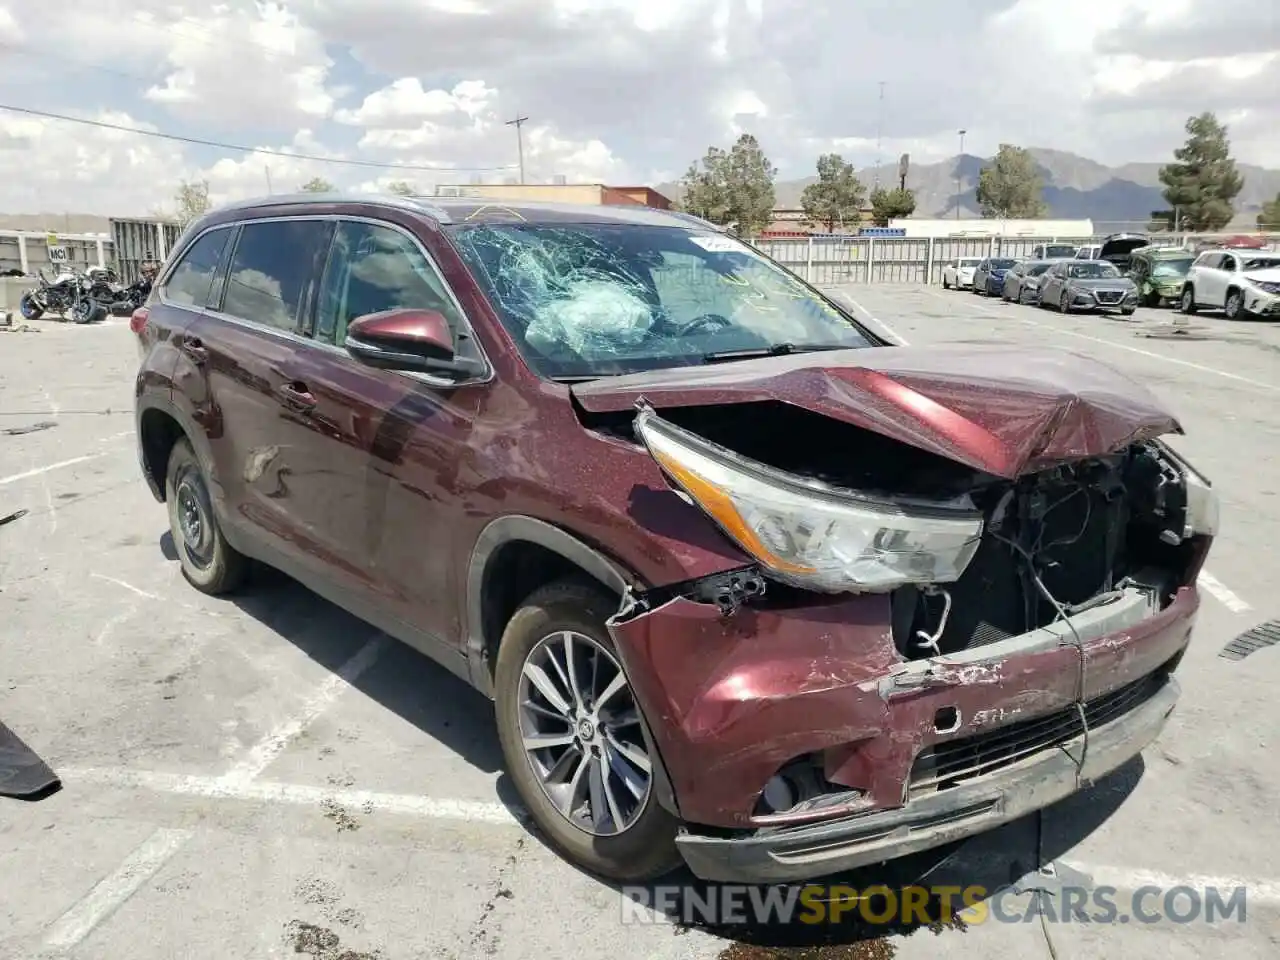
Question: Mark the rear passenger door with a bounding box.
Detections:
[297,217,486,651]
[188,216,336,576]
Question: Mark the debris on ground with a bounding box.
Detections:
[2,421,57,436]
[284,920,384,960]
[319,797,360,832]
[0,509,28,528]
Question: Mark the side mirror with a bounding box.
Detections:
[345,308,484,378]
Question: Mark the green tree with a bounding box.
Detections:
[975,145,1047,218]
[173,179,211,228]
[1159,113,1243,232]
[724,134,777,236]
[385,180,416,196]
[869,186,916,227]
[800,154,865,233]
[678,147,731,223]
[1259,193,1280,232]
[299,176,336,193]
[678,134,776,235]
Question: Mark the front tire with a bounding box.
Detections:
[18,292,42,321]
[165,438,247,594]
[1059,292,1071,314]
[494,579,681,882]
[1225,290,1243,320]
[1180,287,1197,315]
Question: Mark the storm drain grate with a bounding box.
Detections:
[1220,620,1280,661]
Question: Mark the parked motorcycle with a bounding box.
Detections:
[105,260,159,316]
[18,269,107,324]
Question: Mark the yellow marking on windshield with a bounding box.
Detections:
[464,204,528,222]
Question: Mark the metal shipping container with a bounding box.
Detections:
[110,218,181,284]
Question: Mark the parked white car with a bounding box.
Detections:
[1075,245,1102,260]
[1180,249,1280,319]
[942,257,982,290]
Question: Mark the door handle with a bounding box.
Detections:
[278,381,317,410]
[180,337,207,364]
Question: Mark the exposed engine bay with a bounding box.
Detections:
[591,399,1207,658]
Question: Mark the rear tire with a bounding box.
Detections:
[494,579,681,883]
[165,438,247,595]
[943,277,951,290]
[1059,292,1071,314]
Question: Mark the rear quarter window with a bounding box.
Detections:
[163,227,233,307]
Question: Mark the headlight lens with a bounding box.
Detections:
[634,406,984,593]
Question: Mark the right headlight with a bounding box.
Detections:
[634,405,984,593]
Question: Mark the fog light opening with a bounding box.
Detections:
[934,706,961,735]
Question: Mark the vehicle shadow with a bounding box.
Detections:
[161,531,520,812]
[610,757,1145,956]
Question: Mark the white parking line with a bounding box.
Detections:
[917,288,1280,393]
[0,453,106,486]
[42,827,193,951]
[38,634,389,948]
[59,767,519,824]
[220,633,389,786]
[1197,571,1252,613]
[834,291,910,345]
[1063,862,1280,905]
[49,765,1280,907]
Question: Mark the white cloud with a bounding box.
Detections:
[0,0,1275,216]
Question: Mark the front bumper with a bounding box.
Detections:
[1073,292,1138,312]
[1244,288,1280,316]
[608,581,1198,884]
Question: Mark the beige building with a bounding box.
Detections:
[430,183,672,209]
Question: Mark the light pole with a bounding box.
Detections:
[505,114,528,184]
[956,129,966,220]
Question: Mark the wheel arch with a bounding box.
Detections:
[137,396,215,503]
[465,515,635,698]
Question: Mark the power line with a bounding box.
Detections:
[0,103,517,172]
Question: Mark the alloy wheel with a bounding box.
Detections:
[517,630,652,837]
[1226,293,1241,319]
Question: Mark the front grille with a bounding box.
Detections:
[1095,291,1124,303]
[907,669,1168,796]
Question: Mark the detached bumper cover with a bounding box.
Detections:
[608,584,1197,883]
[677,672,1177,883]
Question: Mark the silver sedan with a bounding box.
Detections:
[1037,260,1139,316]
[1001,259,1060,305]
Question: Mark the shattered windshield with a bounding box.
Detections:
[1244,256,1280,271]
[446,222,875,378]
[1068,262,1122,279]
[989,258,1017,270]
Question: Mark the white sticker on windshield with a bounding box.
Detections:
[688,234,750,254]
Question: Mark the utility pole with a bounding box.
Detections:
[956,129,967,220]
[505,114,529,184]
[264,166,273,195]
[873,81,885,190]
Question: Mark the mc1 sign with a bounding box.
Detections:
[47,245,69,264]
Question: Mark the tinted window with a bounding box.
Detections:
[990,258,1017,269]
[314,221,462,346]
[222,219,330,332]
[1244,255,1280,270]
[163,227,231,307]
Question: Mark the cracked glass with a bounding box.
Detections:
[446,222,874,378]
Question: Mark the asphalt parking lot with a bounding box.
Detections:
[2,290,1280,960]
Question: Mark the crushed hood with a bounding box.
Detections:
[1245,266,1280,284]
[571,344,1183,479]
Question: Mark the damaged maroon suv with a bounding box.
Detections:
[133,194,1217,884]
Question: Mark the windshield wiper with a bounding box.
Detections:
[702,342,851,364]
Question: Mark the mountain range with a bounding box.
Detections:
[657,148,1280,228]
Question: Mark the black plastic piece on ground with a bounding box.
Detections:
[0,509,27,527]
[1220,619,1280,662]
[0,721,61,799]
